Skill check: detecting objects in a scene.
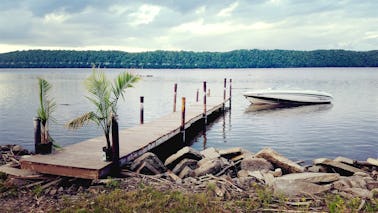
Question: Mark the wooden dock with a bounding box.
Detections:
[20,96,230,179]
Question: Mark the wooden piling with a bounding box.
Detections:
[203,81,207,124]
[111,115,120,174]
[173,83,177,112]
[196,89,199,102]
[140,96,144,124]
[223,78,227,110]
[33,117,41,154]
[229,79,232,109]
[223,78,227,100]
[181,97,186,143]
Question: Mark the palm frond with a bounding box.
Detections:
[65,112,97,129]
[37,78,56,123]
[112,72,140,101]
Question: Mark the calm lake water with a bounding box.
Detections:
[0,68,377,162]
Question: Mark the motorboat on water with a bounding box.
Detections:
[243,89,333,105]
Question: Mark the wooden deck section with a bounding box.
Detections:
[20,97,229,179]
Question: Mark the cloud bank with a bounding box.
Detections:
[0,0,377,53]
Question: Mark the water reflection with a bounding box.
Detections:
[245,103,333,114]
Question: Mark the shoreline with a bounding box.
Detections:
[1,144,377,212]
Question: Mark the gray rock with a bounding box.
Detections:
[200,147,220,159]
[313,158,330,165]
[136,161,161,175]
[240,157,273,172]
[343,188,373,199]
[172,159,197,175]
[334,156,355,165]
[130,152,166,173]
[194,158,223,177]
[307,165,327,173]
[255,148,304,174]
[164,147,202,169]
[272,168,282,177]
[219,147,242,160]
[178,166,195,179]
[319,159,366,176]
[367,158,378,167]
[276,172,340,184]
[366,180,378,190]
[261,171,275,186]
[237,170,249,178]
[273,179,331,197]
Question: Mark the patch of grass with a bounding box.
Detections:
[253,183,275,208]
[105,177,120,189]
[325,194,364,213]
[32,185,43,197]
[61,186,225,213]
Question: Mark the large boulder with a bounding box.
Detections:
[240,157,273,172]
[218,147,243,160]
[200,147,220,159]
[255,148,304,174]
[319,159,366,176]
[130,152,166,174]
[164,147,202,170]
[194,158,223,177]
[273,179,332,197]
[172,159,198,175]
[276,172,340,184]
[367,158,378,167]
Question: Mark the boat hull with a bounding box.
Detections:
[243,90,333,105]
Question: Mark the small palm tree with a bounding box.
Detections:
[37,78,56,144]
[66,68,139,149]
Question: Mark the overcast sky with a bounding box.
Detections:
[0,0,377,53]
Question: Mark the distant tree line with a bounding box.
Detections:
[0,49,377,68]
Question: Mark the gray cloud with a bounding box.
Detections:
[0,0,377,53]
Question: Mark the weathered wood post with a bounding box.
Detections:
[223,78,227,100]
[203,81,207,124]
[140,96,144,124]
[181,97,186,143]
[111,115,120,174]
[173,83,177,112]
[223,78,227,110]
[196,89,199,102]
[229,79,232,109]
[34,117,41,154]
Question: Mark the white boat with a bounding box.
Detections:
[243,90,333,105]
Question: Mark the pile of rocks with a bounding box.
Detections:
[0,145,29,167]
[128,146,378,199]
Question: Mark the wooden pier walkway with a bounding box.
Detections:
[20,96,230,179]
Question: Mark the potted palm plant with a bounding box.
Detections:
[66,67,139,161]
[36,78,56,154]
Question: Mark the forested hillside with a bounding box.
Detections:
[0,49,377,68]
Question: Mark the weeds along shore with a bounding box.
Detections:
[1,144,377,212]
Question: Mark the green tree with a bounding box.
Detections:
[66,68,139,149]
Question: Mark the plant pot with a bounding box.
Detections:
[102,146,113,161]
[36,142,53,154]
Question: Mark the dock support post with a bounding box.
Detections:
[173,83,177,112]
[111,115,120,175]
[223,78,227,111]
[229,79,232,109]
[181,97,186,143]
[34,117,41,154]
[140,96,144,124]
[203,81,207,124]
[196,89,199,102]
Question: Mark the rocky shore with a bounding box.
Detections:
[1,144,377,212]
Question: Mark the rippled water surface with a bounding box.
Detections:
[0,68,377,161]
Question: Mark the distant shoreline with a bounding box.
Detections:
[0,49,377,69]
